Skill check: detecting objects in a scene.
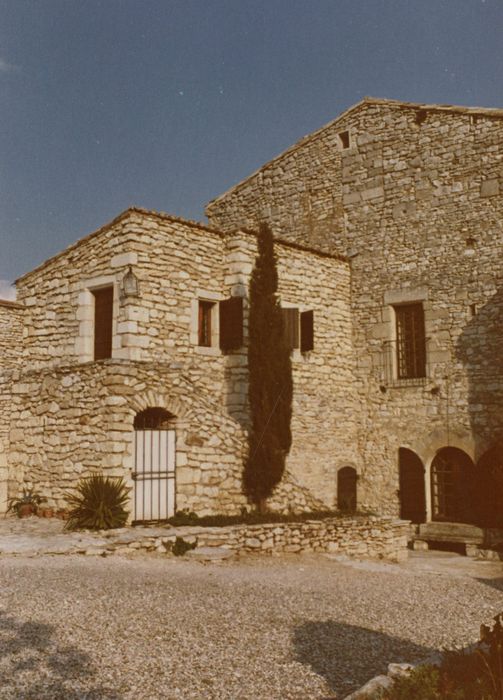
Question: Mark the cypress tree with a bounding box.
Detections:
[243,223,293,510]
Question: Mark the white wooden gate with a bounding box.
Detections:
[133,428,175,521]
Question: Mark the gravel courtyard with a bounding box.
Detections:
[0,551,502,699]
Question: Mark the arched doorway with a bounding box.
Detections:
[475,445,503,527]
[431,447,474,523]
[133,407,176,522]
[398,448,426,523]
[337,467,357,512]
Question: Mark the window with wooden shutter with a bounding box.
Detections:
[198,300,214,347]
[281,307,299,350]
[395,303,426,379]
[300,310,314,352]
[219,296,243,352]
[93,286,113,360]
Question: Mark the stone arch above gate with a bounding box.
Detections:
[133,407,175,430]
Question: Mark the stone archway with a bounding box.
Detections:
[133,407,176,522]
[475,445,503,527]
[431,447,475,523]
[398,448,426,524]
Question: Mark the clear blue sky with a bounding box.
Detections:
[1,0,502,291]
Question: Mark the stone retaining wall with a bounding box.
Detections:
[107,515,410,562]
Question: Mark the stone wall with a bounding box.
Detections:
[0,301,23,372]
[206,97,503,517]
[6,208,357,514]
[76,516,410,563]
[0,301,24,470]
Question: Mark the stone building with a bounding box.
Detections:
[1,96,502,526]
[206,96,503,527]
[0,208,356,519]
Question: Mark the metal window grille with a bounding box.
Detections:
[395,303,426,379]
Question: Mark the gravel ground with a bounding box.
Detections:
[0,552,501,700]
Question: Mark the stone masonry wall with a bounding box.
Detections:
[0,301,24,463]
[206,98,503,517]
[7,209,356,514]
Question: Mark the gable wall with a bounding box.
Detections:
[207,102,503,515]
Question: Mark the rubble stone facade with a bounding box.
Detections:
[207,97,503,521]
[1,209,356,517]
[2,96,502,524]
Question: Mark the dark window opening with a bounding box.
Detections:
[339,130,350,149]
[300,310,314,352]
[93,286,113,360]
[395,303,426,379]
[415,109,428,125]
[198,300,214,347]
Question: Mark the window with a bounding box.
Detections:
[281,307,314,353]
[394,303,426,379]
[338,130,350,149]
[198,300,214,347]
[92,286,114,360]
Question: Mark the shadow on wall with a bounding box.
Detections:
[293,620,433,697]
[455,284,503,525]
[0,610,123,699]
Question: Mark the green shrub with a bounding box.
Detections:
[382,612,503,700]
[64,474,130,531]
[166,508,345,528]
[379,665,442,700]
[172,537,197,556]
[7,488,45,517]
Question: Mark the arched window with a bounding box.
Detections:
[337,467,357,512]
[398,448,426,523]
[134,407,174,430]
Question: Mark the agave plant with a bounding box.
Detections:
[65,474,130,531]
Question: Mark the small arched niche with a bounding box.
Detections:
[337,466,357,513]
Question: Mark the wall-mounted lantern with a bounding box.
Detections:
[121,265,140,298]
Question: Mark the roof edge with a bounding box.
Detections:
[0,299,23,309]
[15,207,223,285]
[205,95,503,211]
[234,227,348,264]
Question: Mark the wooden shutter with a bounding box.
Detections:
[281,308,299,350]
[219,296,243,351]
[93,286,113,360]
[300,310,314,352]
[198,301,213,347]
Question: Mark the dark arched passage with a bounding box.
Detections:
[431,447,475,523]
[475,445,503,527]
[398,448,426,524]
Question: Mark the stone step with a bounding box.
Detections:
[417,522,484,544]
